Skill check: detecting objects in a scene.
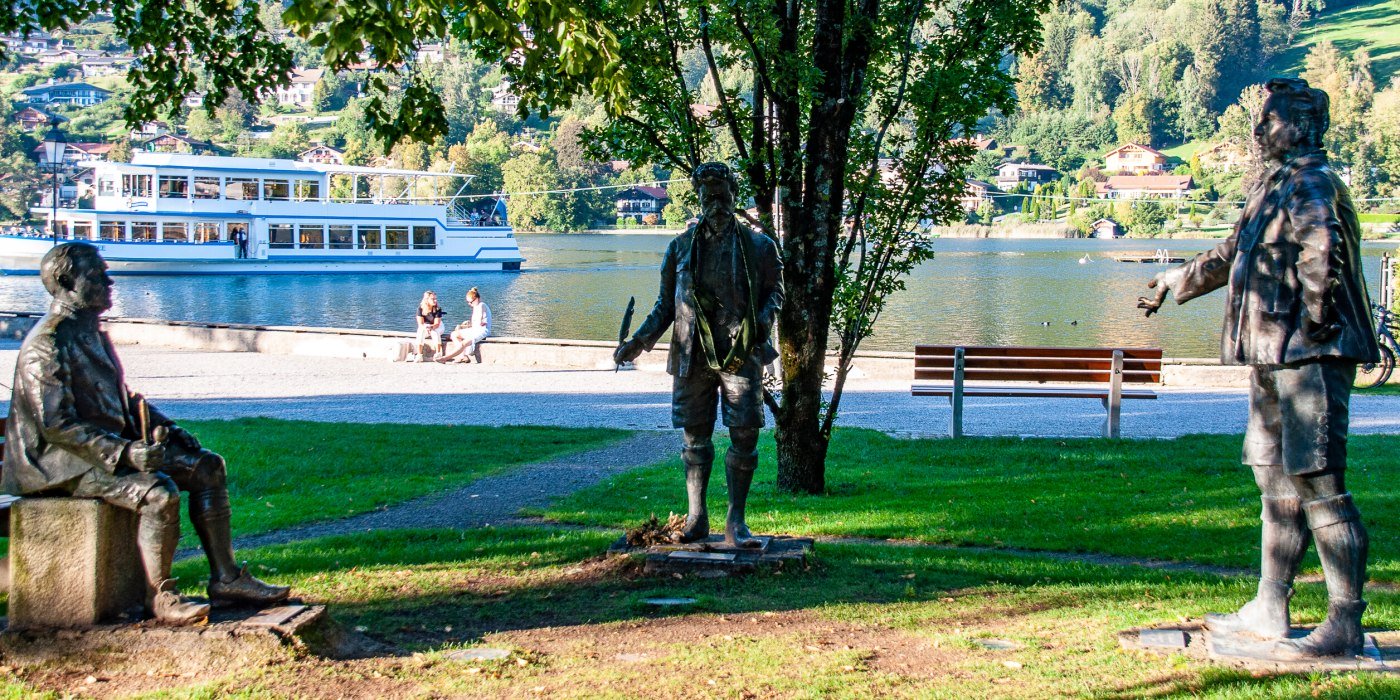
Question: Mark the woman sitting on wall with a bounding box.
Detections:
[413,291,445,362]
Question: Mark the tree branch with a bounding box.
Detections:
[698,2,752,164]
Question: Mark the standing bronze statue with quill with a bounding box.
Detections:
[614,162,784,547]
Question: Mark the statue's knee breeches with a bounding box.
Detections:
[139,480,181,524]
[168,449,227,493]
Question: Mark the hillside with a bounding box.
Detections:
[1274,0,1400,85]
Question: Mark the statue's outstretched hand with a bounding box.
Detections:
[122,439,165,473]
[614,338,644,365]
[1138,273,1171,317]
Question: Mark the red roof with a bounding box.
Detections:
[1104,142,1166,159]
[31,142,113,155]
[621,185,669,200]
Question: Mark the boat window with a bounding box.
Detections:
[294,179,321,202]
[131,221,157,242]
[263,179,291,202]
[161,222,188,242]
[412,226,435,249]
[72,222,93,240]
[98,178,116,196]
[122,174,153,198]
[55,220,69,239]
[226,178,257,200]
[298,225,325,249]
[328,225,353,249]
[99,221,124,241]
[357,225,381,249]
[193,177,221,199]
[158,176,189,199]
[194,222,221,243]
[269,223,295,249]
[384,226,409,249]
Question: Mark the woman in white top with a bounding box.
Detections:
[437,287,492,363]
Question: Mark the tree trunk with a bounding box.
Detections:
[771,0,867,495]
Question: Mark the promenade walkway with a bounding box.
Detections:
[2,343,1398,439]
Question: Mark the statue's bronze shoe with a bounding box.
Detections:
[209,565,291,605]
[1272,600,1367,660]
[670,514,710,543]
[152,588,211,625]
[1204,581,1291,640]
[725,520,761,549]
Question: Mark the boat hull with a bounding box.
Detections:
[0,236,523,275]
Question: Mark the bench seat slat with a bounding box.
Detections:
[914,368,1161,384]
[914,356,1162,370]
[911,384,1158,400]
[915,345,1163,360]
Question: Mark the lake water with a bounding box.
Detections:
[0,234,1391,358]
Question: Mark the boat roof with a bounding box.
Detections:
[92,153,467,179]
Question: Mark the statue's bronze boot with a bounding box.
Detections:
[209,565,291,605]
[152,579,211,625]
[672,442,713,543]
[723,446,761,549]
[1206,494,1307,640]
[1274,494,1369,659]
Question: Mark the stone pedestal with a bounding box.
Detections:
[1119,621,1396,673]
[8,498,147,630]
[609,534,813,577]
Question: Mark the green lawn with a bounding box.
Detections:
[1275,0,1400,84]
[539,430,1400,580]
[149,527,1400,697]
[183,418,627,537]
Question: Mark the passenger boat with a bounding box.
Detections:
[2,153,523,274]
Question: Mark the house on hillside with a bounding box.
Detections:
[993,162,1059,190]
[1090,218,1123,239]
[273,68,324,107]
[137,133,223,156]
[2,33,57,55]
[415,44,446,63]
[299,144,346,165]
[129,121,169,139]
[1197,141,1249,173]
[80,55,136,78]
[30,141,113,166]
[1095,174,1193,199]
[13,106,67,132]
[489,81,520,113]
[961,179,999,212]
[35,48,102,68]
[20,81,111,107]
[1103,143,1166,174]
[615,186,670,223]
[951,135,1000,153]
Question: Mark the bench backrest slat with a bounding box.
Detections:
[914,345,1163,385]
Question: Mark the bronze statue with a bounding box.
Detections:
[615,162,784,547]
[1140,78,1379,659]
[3,242,290,625]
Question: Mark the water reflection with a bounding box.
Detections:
[0,234,1387,358]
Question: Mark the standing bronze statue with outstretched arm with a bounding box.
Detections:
[1139,78,1379,659]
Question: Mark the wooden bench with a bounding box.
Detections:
[911,345,1163,438]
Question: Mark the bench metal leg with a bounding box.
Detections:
[1103,350,1123,438]
[951,347,965,438]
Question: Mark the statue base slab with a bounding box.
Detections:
[609,534,812,577]
[0,604,375,678]
[1119,621,1396,673]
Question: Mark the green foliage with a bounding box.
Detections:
[1125,199,1169,237]
[501,149,606,232]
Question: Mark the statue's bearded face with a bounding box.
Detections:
[1255,94,1309,164]
[69,253,114,312]
[698,179,735,223]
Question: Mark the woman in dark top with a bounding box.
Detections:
[413,290,445,361]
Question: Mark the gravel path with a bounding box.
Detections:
[3,344,1398,438]
[217,430,676,552]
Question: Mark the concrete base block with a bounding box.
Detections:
[8,498,147,630]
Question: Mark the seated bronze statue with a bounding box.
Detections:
[2,242,289,624]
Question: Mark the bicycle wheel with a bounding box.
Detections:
[1356,344,1396,389]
